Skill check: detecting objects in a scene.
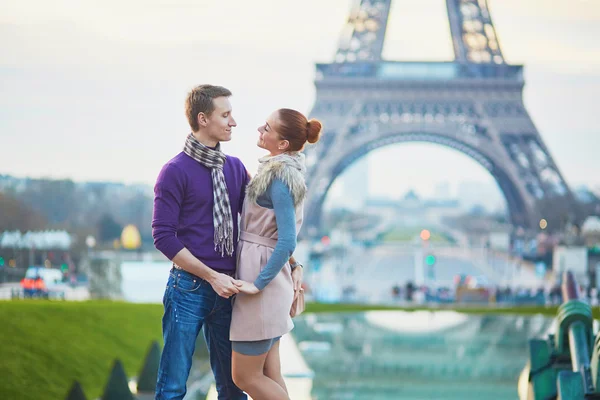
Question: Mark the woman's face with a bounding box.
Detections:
[257,111,288,155]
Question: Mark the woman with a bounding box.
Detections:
[230,108,322,399]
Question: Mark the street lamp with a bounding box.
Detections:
[85,236,96,256]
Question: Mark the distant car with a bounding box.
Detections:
[21,267,67,299]
[454,274,492,303]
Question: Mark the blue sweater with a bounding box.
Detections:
[253,178,297,290]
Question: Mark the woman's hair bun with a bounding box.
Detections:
[306,119,322,144]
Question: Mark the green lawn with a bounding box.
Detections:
[1,300,594,400]
[381,227,454,244]
[0,301,163,400]
[306,302,567,317]
[307,302,600,319]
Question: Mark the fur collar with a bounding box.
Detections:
[246,158,307,207]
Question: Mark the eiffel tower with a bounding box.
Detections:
[303,0,580,238]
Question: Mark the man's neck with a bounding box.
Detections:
[192,131,218,148]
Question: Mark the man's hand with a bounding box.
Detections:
[292,265,303,298]
[236,281,260,295]
[209,273,241,298]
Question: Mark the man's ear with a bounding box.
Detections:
[197,112,208,128]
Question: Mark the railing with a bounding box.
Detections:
[525,271,600,399]
[315,61,524,81]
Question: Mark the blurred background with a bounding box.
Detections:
[2,0,600,399]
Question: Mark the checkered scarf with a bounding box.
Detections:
[183,133,234,257]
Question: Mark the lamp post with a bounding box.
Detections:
[85,236,96,257]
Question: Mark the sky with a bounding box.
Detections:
[1,0,599,201]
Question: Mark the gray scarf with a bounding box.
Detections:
[257,152,306,176]
[183,133,234,257]
[247,152,307,207]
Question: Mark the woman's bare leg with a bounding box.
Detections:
[232,349,289,400]
[263,340,287,393]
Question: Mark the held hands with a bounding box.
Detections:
[210,273,243,298]
[236,280,260,295]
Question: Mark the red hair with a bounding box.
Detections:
[276,109,322,151]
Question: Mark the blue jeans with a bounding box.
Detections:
[155,268,247,400]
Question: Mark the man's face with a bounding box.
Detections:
[205,96,236,142]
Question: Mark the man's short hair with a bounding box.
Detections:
[185,85,232,132]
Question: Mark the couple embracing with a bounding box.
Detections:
[152,84,322,400]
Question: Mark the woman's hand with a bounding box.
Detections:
[292,265,303,296]
[236,280,260,295]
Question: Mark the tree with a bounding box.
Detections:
[19,179,79,225]
[0,192,47,231]
[98,214,123,243]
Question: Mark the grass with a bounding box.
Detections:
[1,300,596,400]
[305,302,571,317]
[307,302,600,319]
[0,301,163,400]
[381,227,454,244]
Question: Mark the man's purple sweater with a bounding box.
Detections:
[152,151,249,274]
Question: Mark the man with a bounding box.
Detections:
[152,84,248,400]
